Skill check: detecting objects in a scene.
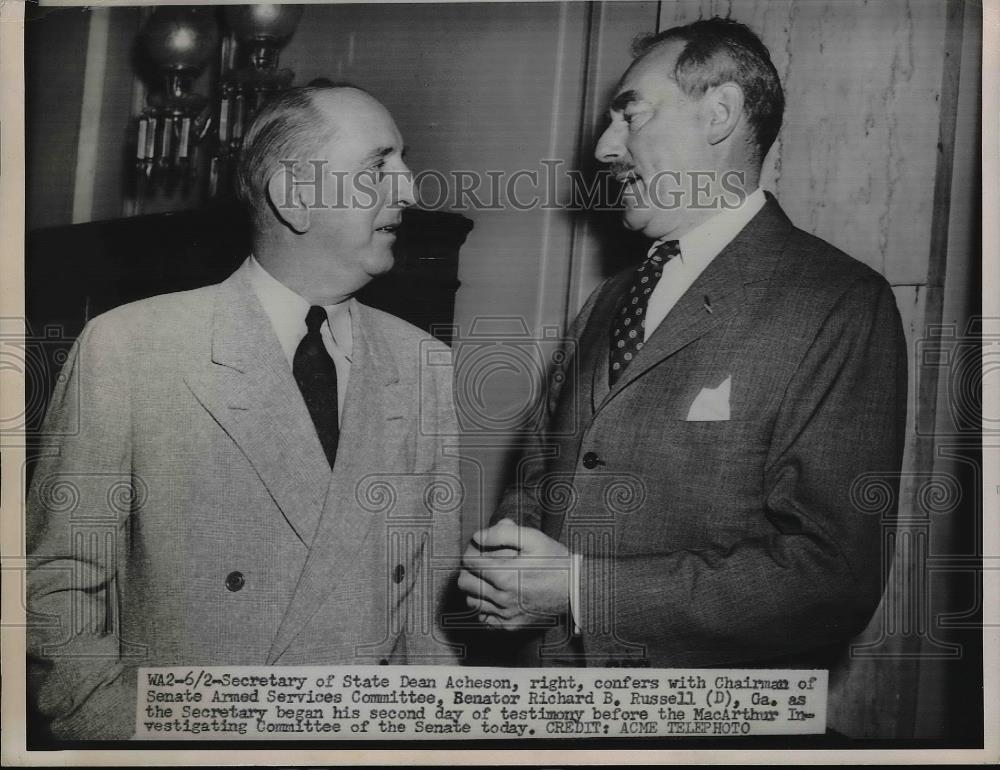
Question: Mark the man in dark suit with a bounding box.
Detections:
[27,86,461,739]
[459,18,907,668]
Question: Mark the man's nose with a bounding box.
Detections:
[595,123,626,164]
[391,163,416,208]
[392,164,416,208]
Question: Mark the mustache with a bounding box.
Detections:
[610,163,638,182]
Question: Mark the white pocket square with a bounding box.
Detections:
[685,375,731,421]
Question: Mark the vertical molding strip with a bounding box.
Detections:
[924,0,967,294]
[894,0,967,739]
[913,0,966,479]
[534,1,577,333]
[122,10,151,218]
[558,0,600,331]
[564,1,607,326]
[914,0,966,450]
[71,8,110,224]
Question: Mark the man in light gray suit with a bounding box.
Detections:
[460,18,907,670]
[27,86,461,740]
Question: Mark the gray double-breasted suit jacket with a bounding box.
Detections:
[26,261,462,739]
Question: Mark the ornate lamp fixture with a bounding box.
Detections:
[210,4,304,197]
[131,5,303,205]
[134,7,218,197]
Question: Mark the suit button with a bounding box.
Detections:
[225,571,245,592]
[582,452,602,469]
[393,564,405,584]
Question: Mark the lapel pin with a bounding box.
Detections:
[703,295,713,314]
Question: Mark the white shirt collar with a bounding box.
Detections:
[648,188,767,263]
[245,255,353,366]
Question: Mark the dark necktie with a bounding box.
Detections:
[293,305,340,468]
[608,239,681,387]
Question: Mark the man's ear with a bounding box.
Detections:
[266,164,311,234]
[705,82,744,146]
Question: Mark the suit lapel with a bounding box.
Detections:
[596,196,792,411]
[266,303,409,662]
[584,272,630,413]
[183,264,331,545]
[544,198,794,542]
[599,252,746,406]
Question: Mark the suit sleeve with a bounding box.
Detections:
[405,341,464,664]
[26,318,139,739]
[578,277,908,665]
[491,280,609,529]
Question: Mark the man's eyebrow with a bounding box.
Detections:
[361,146,395,164]
[610,89,643,114]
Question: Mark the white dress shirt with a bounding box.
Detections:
[245,256,354,426]
[569,188,766,633]
[643,187,766,340]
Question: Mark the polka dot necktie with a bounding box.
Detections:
[608,239,681,387]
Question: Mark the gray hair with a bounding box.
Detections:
[234,86,340,230]
[633,17,784,159]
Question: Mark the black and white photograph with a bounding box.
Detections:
[1,0,994,763]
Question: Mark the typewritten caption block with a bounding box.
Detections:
[135,666,827,739]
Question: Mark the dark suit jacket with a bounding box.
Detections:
[493,195,907,669]
[26,262,462,739]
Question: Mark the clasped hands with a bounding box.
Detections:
[458,518,571,630]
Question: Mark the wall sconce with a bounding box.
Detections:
[132,5,302,206]
[134,7,218,198]
[211,4,304,197]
